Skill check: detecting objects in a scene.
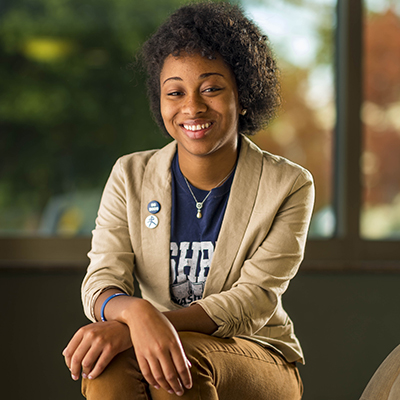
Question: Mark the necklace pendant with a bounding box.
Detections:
[196,202,203,219]
[184,167,234,222]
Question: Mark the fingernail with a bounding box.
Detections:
[153,385,160,390]
[88,375,94,380]
[71,374,79,380]
[185,383,192,389]
[176,391,183,396]
[168,390,174,395]
[82,373,88,379]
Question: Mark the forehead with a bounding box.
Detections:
[160,52,235,83]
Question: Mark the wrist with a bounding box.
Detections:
[95,288,145,323]
[100,293,129,322]
[120,298,151,325]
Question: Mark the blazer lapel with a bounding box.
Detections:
[139,136,263,305]
[140,141,178,309]
[203,136,263,296]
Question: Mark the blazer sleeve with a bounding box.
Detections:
[81,158,135,322]
[193,168,315,338]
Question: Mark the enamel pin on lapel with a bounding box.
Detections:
[145,215,159,229]
[147,201,161,214]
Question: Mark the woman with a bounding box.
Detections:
[63,2,315,399]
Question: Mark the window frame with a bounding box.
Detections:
[1,0,399,271]
[306,0,400,271]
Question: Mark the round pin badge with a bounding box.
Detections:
[145,215,159,229]
[147,201,161,214]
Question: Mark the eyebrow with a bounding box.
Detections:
[162,72,224,86]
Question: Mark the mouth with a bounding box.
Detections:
[181,122,213,132]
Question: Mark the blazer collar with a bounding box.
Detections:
[204,136,263,295]
[140,136,263,306]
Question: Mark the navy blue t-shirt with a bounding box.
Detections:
[170,153,235,306]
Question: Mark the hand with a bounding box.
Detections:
[62,320,132,380]
[125,299,192,396]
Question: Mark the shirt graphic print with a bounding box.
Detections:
[170,240,214,306]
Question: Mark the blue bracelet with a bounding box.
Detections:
[100,293,129,322]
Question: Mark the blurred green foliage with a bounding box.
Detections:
[1,0,226,233]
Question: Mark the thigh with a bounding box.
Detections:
[82,333,303,400]
[173,332,303,400]
[82,348,151,400]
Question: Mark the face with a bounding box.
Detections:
[160,52,241,161]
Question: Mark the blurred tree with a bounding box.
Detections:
[249,0,335,217]
[0,0,232,234]
[363,8,400,206]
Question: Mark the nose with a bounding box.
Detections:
[182,92,207,115]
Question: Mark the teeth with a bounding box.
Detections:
[183,122,211,131]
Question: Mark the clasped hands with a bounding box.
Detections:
[62,298,192,397]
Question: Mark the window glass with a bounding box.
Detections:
[243,0,336,238]
[361,0,400,239]
[0,0,336,238]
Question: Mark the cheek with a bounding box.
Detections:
[160,100,171,123]
[227,98,240,119]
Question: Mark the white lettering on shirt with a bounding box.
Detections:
[170,241,215,306]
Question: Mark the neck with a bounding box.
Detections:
[178,145,238,191]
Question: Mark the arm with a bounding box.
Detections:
[63,157,182,395]
[164,304,217,334]
[65,154,217,396]
[64,288,216,396]
[94,289,194,396]
[92,289,217,335]
[193,169,315,339]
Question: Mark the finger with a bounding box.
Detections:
[80,344,105,379]
[136,356,160,389]
[157,353,185,396]
[170,348,192,390]
[82,347,117,379]
[142,355,179,395]
[69,340,93,380]
[62,330,84,370]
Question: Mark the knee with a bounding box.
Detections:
[82,348,143,399]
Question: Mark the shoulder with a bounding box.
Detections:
[112,141,177,180]
[100,141,176,201]
[262,149,314,192]
[242,135,314,190]
[117,148,160,170]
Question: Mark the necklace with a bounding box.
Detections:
[183,167,235,219]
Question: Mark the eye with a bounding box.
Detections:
[203,87,222,93]
[167,91,183,97]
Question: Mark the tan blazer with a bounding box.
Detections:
[82,135,315,364]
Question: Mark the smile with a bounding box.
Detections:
[182,122,212,131]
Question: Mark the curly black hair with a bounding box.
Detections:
[141,1,281,136]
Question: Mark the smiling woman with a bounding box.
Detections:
[62,2,314,400]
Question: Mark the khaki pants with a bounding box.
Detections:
[82,332,303,400]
